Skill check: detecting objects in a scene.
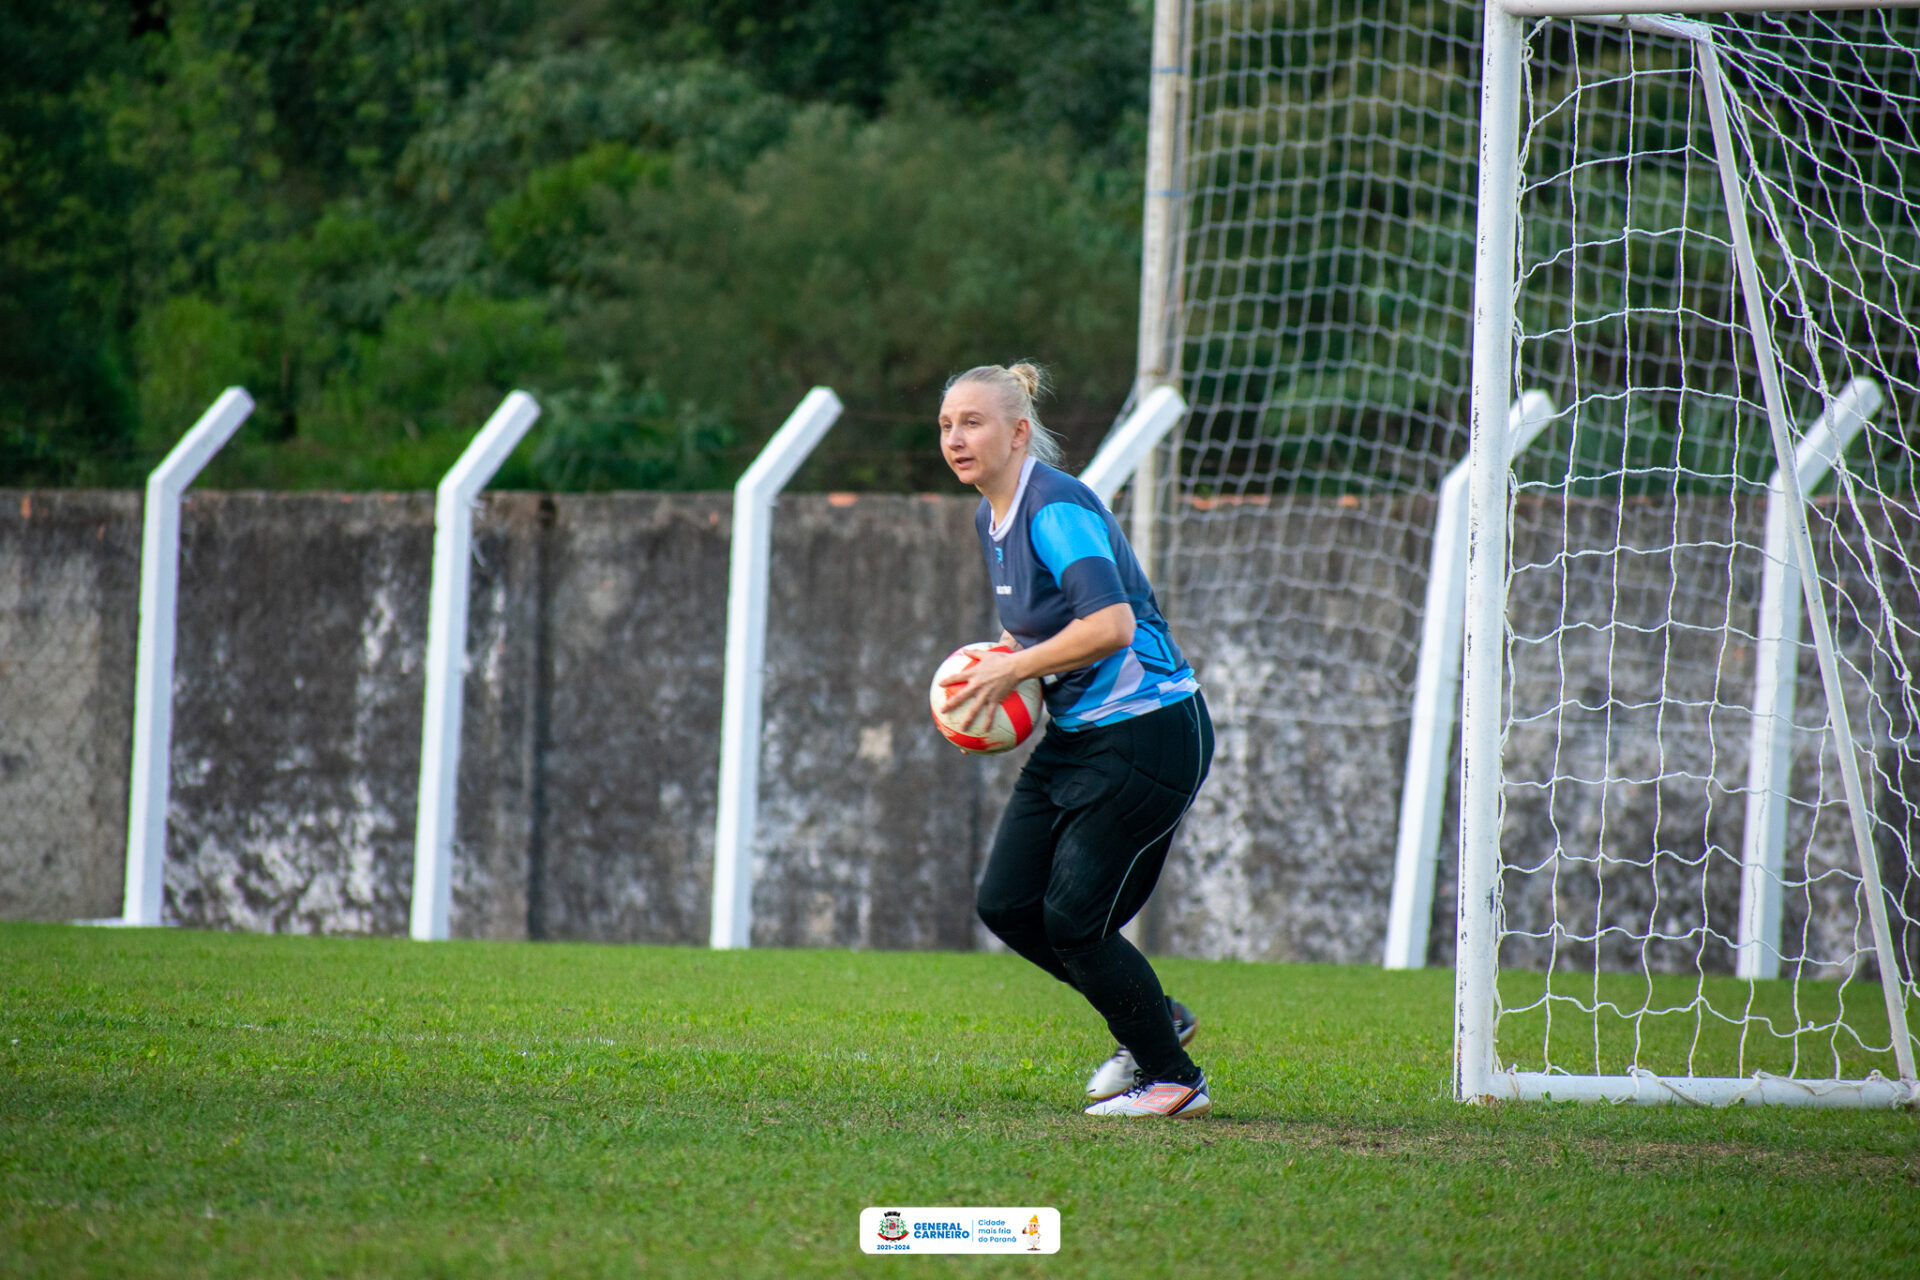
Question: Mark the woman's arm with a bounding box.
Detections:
[940,602,1136,731]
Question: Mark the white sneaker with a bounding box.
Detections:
[1084,1000,1197,1102]
[1083,1070,1212,1118]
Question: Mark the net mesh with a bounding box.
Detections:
[1148,1,1920,1073]
[1131,2,1489,962]
[1155,1,1483,736]
[1493,11,1920,1083]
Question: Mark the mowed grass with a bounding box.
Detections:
[2,923,1916,1279]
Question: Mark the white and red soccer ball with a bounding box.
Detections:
[928,642,1043,754]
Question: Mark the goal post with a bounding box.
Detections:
[1124,4,1918,1101]
[1458,2,1920,1105]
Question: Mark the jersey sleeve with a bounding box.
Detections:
[1030,500,1128,617]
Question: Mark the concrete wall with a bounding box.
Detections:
[3,487,1914,974]
[0,489,1007,950]
[527,492,1009,951]
[0,491,142,921]
[1152,495,1436,965]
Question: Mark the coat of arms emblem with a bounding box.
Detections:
[877,1211,909,1242]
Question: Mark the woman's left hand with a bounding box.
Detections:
[938,647,1025,733]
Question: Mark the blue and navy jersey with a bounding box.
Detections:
[976,459,1199,730]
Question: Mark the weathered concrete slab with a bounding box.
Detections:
[0,491,142,921]
[163,492,437,936]
[0,489,1017,949]
[529,492,1008,950]
[753,493,1001,951]
[1153,495,1435,964]
[529,493,731,945]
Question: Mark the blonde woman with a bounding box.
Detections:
[937,362,1214,1118]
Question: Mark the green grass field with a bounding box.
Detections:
[3,922,1916,1278]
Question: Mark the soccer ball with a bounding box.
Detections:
[928,643,1043,754]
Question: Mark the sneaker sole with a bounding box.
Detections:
[1083,1089,1213,1119]
[1084,1017,1201,1103]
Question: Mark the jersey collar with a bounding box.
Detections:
[988,457,1038,543]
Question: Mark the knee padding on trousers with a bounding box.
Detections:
[1042,898,1107,956]
[976,893,1032,942]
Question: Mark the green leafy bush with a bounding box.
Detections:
[4,2,1149,491]
[526,365,734,492]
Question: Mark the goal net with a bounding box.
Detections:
[1457,6,1920,1106]
[1130,0,1488,960]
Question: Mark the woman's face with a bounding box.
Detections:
[939,382,1029,490]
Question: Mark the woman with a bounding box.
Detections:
[937,362,1215,1118]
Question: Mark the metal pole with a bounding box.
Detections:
[1736,378,1880,980]
[410,391,542,942]
[1130,0,1190,573]
[1454,0,1527,1103]
[1080,387,1189,507]
[710,388,844,949]
[1698,43,1913,1078]
[123,388,255,926]
[1387,391,1554,970]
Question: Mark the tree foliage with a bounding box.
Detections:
[2,0,1151,490]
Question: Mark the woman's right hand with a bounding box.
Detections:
[940,645,1027,733]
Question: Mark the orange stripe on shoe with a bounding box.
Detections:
[1141,1084,1196,1114]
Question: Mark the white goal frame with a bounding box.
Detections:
[1456,0,1920,1107]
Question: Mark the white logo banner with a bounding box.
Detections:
[860,1207,1060,1254]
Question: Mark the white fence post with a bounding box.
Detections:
[1735,376,1880,979]
[709,388,844,950]
[410,391,542,942]
[121,388,255,926]
[1384,390,1555,970]
[1080,386,1189,508]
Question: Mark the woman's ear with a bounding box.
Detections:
[1011,416,1032,451]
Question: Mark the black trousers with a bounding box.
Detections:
[976,691,1214,1081]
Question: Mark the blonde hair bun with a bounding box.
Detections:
[1007,362,1049,402]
